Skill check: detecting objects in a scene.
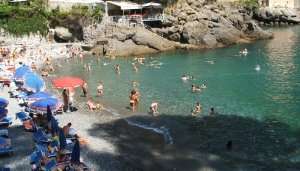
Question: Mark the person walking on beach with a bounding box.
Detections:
[191,102,201,116]
[82,82,88,97]
[62,88,69,112]
[97,81,104,96]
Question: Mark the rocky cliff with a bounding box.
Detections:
[154,0,273,48]
[85,1,273,57]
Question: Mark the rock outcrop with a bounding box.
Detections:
[85,1,273,57]
[153,2,273,48]
[254,7,300,25]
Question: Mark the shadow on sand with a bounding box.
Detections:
[0,125,34,171]
[84,114,300,171]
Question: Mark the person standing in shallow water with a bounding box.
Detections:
[62,88,69,112]
[129,89,139,112]
[191,102,201,116]
[114,64,120,74]
[82,82,88,97]
[97,81,104,96]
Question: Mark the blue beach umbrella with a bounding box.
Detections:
[71,139,80,164]
[29,98,61,113]
[23,72,45,93]
[0,97,8,108]
[59,128,66,150]
[26,92,54,101]
[14,65,31,81]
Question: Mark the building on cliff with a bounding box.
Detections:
[261,0,300,9]
[104,1,164,27]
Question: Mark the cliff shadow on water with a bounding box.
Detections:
[84,114,300,171]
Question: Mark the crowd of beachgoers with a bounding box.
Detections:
[0,35,97,170]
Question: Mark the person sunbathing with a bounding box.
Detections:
[87,99,102,111]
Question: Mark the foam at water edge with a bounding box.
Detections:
[125,119,174,145]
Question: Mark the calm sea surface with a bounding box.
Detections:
[54,26,300,134]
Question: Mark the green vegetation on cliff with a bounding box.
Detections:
[0,0,102,36]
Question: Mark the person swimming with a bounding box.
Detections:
[200,83,207,89]
[240,48,248,55]
[191,102,201,116]
[255,65,261,71]
[114,64,120,74]
[181,75,189,81]
[132,63,138,72]
[97,81,104,96]
[150,102,159,116]
[192,84,201,92]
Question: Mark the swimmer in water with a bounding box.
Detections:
[132,80,139,88]
[87,63,91,71]
[191,102,201,116]
[132,63,138,72]
[114,64,120,74]
[150,101,159,116]
[240,48,248,55]
[181,75,189,81]
[255,65,261,71]
[192,84,201,92]
[200,83,207,89]
[97,81,104,96]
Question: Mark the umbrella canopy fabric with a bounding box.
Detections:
[59,128,67,150]
[52,76,84,89]
[14,65,31,81]
[71,139,80,164]
[29,98,61,113]
[23,72,45,93]
[26,92,54,101]
[0,97,8,108]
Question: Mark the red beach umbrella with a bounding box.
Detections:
[52,76,84,89]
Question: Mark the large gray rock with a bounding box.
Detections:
[182,21,208,44]
[202,34,217,48]
[54,27,73,42]
[213,27,242,45]
[132,27,176,51]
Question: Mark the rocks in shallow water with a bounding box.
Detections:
[255,7,300,24]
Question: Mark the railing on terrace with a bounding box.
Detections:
[107,14,164,24]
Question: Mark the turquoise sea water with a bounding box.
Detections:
[54,26,300,133]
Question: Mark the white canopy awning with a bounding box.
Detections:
[142,2,162,8]
[107,1,142,10]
